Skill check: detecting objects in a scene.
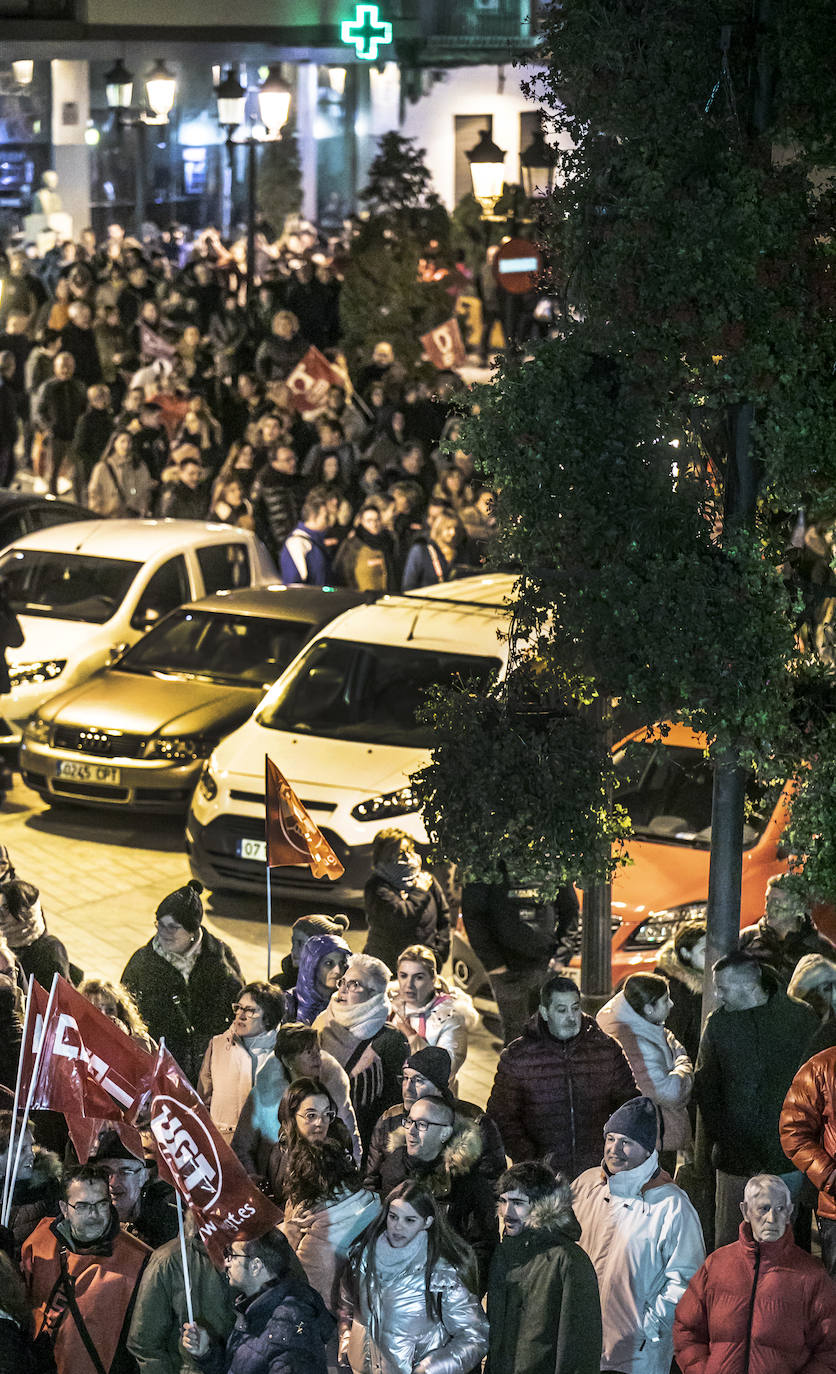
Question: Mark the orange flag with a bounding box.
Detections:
[265,756,345,880]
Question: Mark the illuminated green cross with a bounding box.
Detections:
[340,4,393,59]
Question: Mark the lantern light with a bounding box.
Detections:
[466,127,507,217]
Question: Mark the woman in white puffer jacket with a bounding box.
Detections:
[339,1181,488,1374]
[597,974,694,1154]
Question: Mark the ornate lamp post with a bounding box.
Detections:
[466,127,507,219]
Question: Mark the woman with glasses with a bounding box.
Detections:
[269,1077,378,1314]
[197,981,286,1144]
[338,1181,488,1374]
[314,953,409,1155]
[232,1023,361,1184]
[122,880,243,1084]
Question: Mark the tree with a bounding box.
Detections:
[255,124,302,233]
[339,133,454,374]
[413,0,836,999]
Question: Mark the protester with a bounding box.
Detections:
[694,950,817,1248]
[79,977,155,1051]
[279,489,334,586]
[272,1078,378,1311]
[22,1164,150,1374]
[232,1022,360,1181]
[779,1040,836,1277]
[653,920,706,1063]
[387,946,478,1084]
[788,953,836,1026]
[364,830,450,976]
[597,972,694,1160]
[283,932,350,1026]
[0,1113,60,1258]
[572,1097,705,1374]
[0,848,71,988]
[740,877,836,986]
[272,913,351,993]
[89,1129,177,1250]
[0,1249,55,1373]
[677,1173,836,1374]
[121,879,244,1083]
[313,953,409,1152]
[486,1161,602,1374]
[338,1181,489,1374]
[87,427,154,517]
[182,1226,333,1374]
[198,981,285,1144]
[376,1085,500,1292]
[486,972,638,1174]
[363,1045,506,1189]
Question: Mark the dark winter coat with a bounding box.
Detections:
[251,468,303,562]
[674,1221,836,1374]
[486,1196,602,1374]
[34,377,86,440]
[121,931,243,1084]
[363,1098,506,1191]
[655,939,704,1064]
[127,1176,179,1251]
[375,1119,500,1294]
[6,1148,61,1257]
[159,480,209,521]
[0,1314,55,1374]
[363,873,451,974]
[739,917,836,989]
[254,334,308,383]
[461,878,579,978]
[127,1231,238,1374]
[693,971,818,1175]
[71,408,113,484]
[400,537,452,592]
[197,1276,334,1374]
[486,1012,638,1175]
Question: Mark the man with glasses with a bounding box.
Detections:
[22,1164,150,1374]
[90,1130,178,1251]
[181,1228,334,1373]
[373,1089,500,1294]
[364,1045,506,1188]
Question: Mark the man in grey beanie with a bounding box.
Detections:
[571,1096,705,1374]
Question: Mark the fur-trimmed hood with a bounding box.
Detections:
[386,1116,484,1190]
[525,1193,582,1243]
[17,1146,62,1195]
[788,952,836,1000]
[655,939,702,995]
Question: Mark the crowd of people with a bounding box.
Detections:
[0,219,499,593]
[0,827,835,1374]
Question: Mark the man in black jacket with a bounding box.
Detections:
[34,351,87,494]
[486,1161,602,1374]
[251,445,304,563]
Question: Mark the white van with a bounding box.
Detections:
[186,573,516,899]
[0,519,276,767]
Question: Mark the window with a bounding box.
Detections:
[613,741,770,849]
[196,543,251,595]
[120,610,310,687]
[257,637,500,748]
[0,549,142,623]
[131,555,189,630]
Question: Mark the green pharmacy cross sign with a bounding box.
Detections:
[340,3,393,59]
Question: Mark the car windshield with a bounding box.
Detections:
[257,637,500,748]
[0,549,142,624]
[614,740,770,848]
[118,609,311,687]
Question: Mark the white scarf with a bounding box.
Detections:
[372,1228,428,1281]
[152,927,203,979]
[316,990,389,1042]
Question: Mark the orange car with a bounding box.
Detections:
[598,722,836,983]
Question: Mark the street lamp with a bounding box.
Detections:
[216,67,246,237]
[145,59,177,123]
[11,60,33,86]
[215,64,292,303]
[520,123,557,199]
[104,58,178,234]
[104,58,133,116]
[466,127,507,218]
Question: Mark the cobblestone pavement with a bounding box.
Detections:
[0,774,501,1107]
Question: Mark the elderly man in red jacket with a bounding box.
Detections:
[486,972,638,1176]
[674,1173,836,1374]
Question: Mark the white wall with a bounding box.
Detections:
[396,63,545,208]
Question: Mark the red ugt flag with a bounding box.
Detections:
[286,346,344,414]
[265,756,345,880]
[420,317,466,371]
[146,1045,282,1263]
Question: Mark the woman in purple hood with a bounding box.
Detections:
[284,932,351,1025]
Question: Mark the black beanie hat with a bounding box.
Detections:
[155,879,204,934]
[604,1096,659,1155]
[406,1046,453,1100]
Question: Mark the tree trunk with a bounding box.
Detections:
[580,882,612,1014]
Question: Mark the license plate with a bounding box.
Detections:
[238,838,266,862]
[56,760,122,785]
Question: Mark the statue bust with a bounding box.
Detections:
[33,170,63,216]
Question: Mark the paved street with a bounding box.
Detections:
[0,774,501,1108]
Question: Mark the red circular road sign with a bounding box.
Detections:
[492,237,544,294]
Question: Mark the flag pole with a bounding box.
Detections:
[3,972,58,1228]
[176,1192,195,1324]
[1,979,33,1225]
[266,862,273,981]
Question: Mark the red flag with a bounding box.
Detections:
[265,756,345,880]
[146,1045,282,1263]
[420,317,466,371]
[139,321,176,361]
[21,978,153,1143]
[286,346,344,414]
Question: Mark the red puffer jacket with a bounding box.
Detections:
[780,1048,836,1220]
[485,1012,637,1175]
[674,1223,836,1374]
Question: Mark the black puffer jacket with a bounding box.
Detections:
[121,931,243,1084]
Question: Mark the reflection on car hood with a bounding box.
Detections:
[8,615,105,662]
[213,724,428,796]
[39,670,264,736]
[611,838,710,919]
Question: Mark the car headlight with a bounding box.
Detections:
[624,902,707,948]
[146,736,213,764]
[22,715,50,744]
[197,760,218,801]
[351,786,420,823]
[8,660,66,687]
